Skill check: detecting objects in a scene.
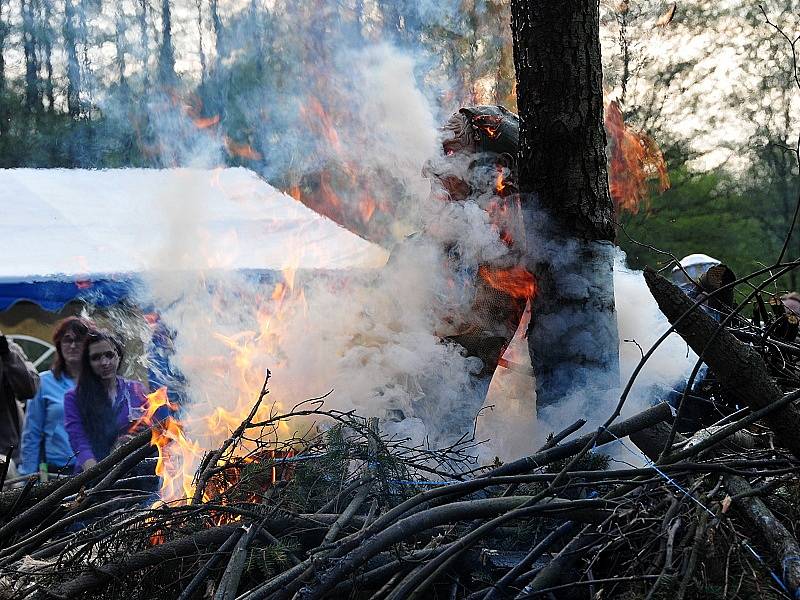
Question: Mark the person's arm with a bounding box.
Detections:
[18,379,47,475]
[0,337,39,401]
[63,389,96,470]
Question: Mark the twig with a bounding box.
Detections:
[176,526,246,600]
[214,524,258,600]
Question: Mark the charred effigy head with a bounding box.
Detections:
[423,105,520,203]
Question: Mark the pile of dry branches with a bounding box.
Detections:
[1,270,800,599]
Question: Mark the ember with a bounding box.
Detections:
[473,113,504,138]
[193,115,221,129]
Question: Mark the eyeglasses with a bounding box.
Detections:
[61,335,84,347]
[89,351,117,362]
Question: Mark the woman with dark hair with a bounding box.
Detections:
[19,316,92,476]
[64,330,148,471]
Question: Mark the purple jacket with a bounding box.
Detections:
[64,377,148,468]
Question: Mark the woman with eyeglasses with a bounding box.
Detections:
[63,330,149,472]
[19,317,93,476]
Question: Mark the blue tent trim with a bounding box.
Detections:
[0,276,140,312]
[0,269,289,313]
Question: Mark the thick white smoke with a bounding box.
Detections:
[127,32,695,477]
[476,251,696,462]
[133,44,524,482]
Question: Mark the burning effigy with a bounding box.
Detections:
[379,105,532,441]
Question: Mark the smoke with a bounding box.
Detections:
[334,44,439,206]
[118,22,522,483]
[615,254,698,397]
[89,2,698,483]
[476,249,696,463]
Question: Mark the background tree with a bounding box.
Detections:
[21,0,40,115]
[63,0,81,118]
[157,0,177,88]
[0,0,9,139]
[612,2,800,291]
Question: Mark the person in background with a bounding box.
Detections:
[0,331,39,472]
[64,330,148,471]
[667,254,737,432]
[18,317,93,476]
[669,253,722,286]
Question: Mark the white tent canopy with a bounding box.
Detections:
[1,167,388,281]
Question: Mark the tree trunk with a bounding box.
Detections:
[158,0,177,87]
[510,0,619,413]
[137,0,150,88]
[248,0,264,78]
[114,5,128,91]
[195,0,206,83]
[77,0,93,109]
[63,0,82,119]
[209,0,225,66]
[0,0,8,137]
[39,0,54,114]
[21,0,41,114]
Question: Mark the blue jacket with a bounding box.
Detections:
[19,371,77,474]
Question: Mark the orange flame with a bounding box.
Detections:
[193,115,220,129]
[203,449,296,515]
[359,194,376,223]
[288,185,303,201]
[148,504,165,546]
[302,96,343,153]
[144,270,309,506]
[224,137,262,160]
[318,172,343,208]
[133,389,203,505]
[133,387,178,430]
[495,170,506,194]
[473,114,503,139]
[604,100,670,214]
[478,266,537,300]
[151,415,204,504]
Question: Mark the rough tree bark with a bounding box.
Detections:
[39,0,54,114]
[195,0,206,83]
[209,0,226,66]
[510,0,620,413]
[114,5,129,92]
[137,0,150,88]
